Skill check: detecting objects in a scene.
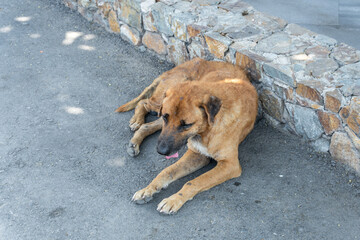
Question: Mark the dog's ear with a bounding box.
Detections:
[157,91,167,117]
[158,104,163,117]
[201,95,222,125]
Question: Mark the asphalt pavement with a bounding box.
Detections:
[242,0,360,49]
[0,0,360,239]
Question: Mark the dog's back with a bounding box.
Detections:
[115,58,249,113]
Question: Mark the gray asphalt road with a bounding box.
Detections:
[1,0,360,239]
[242,0,360,49]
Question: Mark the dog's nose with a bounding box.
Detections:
[157,140,171,155]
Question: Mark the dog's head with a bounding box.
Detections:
[156,85,222,156]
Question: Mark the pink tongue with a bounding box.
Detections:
[165,152,179,159]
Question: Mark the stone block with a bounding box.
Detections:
[333,62,360,79]
[263,63,295,87]
[143,11,157,32]
[97,2,112,17]
[204,32,232,59]
[120,0,141,12]
[108,10,120,33]
[97,0,116,6]
[77,5,96,21]
[171,12,197,41]
[273,56,291,65]
[304,46,331,59]
[331,43,360,65]
[296,80,325,105]
[281,85,294,102]
[263,53,281,62]
[295,97,322,110]
[285,23,315,37]
[256,32,292,54]
[235,50,265,82]
[324,89,343,113]
[187,24,208,39]
[173,1,194,11]
[310,138,330,153]
[161,33,169,44]
[290,54,310,73]
[224,25,262,41]
[151,2,174,36]
[230,40,257,52]
[218,0,253,14]
[295,98,322,110]
[120,25,141,46]
[345,127,360,151]
[273,81,289,99]
[258,75,274,88]
[332,62,360,96]
[119,3,142,31]
[114,0,120,9]
[93,11,108,28]
[317,111,341,135]
[305,58,339,78]
[63,0,78,10]
[213,11,245,31]
[142,31,167,55]
[330,132,360,172]
[244,11,287,33]
[346,97,360,137]
[167,38,189,65]
[286,103,323,140]
[196,16,217,30]
[159,0,180,5]
[225,52,234,64]
[196,6,225,25]
[79,0,96,8]
[263,112,282,129]
[314,34,337,47]
[259,89,284,122]
[292,63,306,73]
[141,0,156,13]
[187,41,207,59]
[339,106,350,122]
[192,0,220,6]
[340,79,360,97]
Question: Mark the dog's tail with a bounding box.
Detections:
[115,77,161,112]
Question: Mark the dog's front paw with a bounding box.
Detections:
[157,194,186,214]
[129,117,144,132]
[127,142,140,157]
[129,122,141,131]
[132,186,159,204]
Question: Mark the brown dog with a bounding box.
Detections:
[115,58,251,157]
[116,58,258,214]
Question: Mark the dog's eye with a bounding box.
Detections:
[162,114,169,124]
[179,120,193,130]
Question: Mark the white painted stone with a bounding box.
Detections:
[141,0,155,13]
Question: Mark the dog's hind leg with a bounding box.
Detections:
[129,99,149,131]
[127,118,163,157]
[132,150,210,204]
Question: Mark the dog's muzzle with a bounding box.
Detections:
[157,134,190,156]
[157,138,173,156]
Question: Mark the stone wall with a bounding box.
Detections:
[62,0,360,173]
